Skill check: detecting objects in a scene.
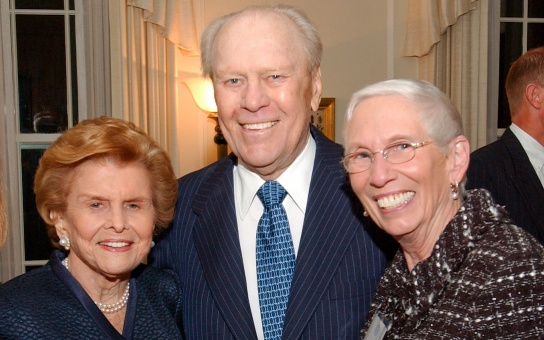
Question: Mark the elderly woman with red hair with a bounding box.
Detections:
[0,117,182,339]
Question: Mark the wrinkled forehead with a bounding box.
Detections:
[215,10,307,60]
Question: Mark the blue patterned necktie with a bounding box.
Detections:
[256,181,296,340]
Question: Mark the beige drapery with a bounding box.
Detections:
[127,0,198,54]
[402,0,488,150]
[109,0,199,175]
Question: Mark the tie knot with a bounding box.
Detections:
[257,181,287,208]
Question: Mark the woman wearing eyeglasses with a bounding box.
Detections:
[344,79,544,339]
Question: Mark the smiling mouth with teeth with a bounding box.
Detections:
[101,241,130,248]
[377,191,415,210]
[243,121,278,130]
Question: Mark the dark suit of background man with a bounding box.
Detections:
[150,4,394,339]
[467,46,544,244]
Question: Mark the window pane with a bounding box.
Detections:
[69,0,74,10]
[70,16,79,125]
[528,0,544,18]
[16,15,68,133]
[25,266,44,272]
[21,148,54,261]
[15,0,64,10]
[498,22,523,128]
[528,24,544,49]
[501,0,523,18]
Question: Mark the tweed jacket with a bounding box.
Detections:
[0,250,183,339]
[360,189,544,339]
[151,125,394,339]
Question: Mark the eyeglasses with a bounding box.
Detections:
[342,141,433,173]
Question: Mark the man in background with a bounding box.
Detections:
[467,46,544,243]
[151,4,393,339]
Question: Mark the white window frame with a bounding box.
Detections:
[488,0,501,142]
[488,0,544,141]
[0,0,110,282]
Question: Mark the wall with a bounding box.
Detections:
[175,0,418,173]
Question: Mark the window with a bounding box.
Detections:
[490,0,544,138]
[1,0,82,280]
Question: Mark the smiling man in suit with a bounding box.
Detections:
[150,4,393,339]
[467,46,544,244]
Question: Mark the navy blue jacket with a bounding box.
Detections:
[467,128,544,244]
[151,125,394,339]
[0,250,183,339]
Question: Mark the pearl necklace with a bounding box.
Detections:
[61,258,130,314]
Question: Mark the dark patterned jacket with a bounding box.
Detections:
[0,250,183,339]
[361,189,544,339]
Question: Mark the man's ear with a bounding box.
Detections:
[526,83,543,110]
[449,135,470,184]
[310,67,323,112]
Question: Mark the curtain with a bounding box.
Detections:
[80,1,112,120]
[402,0,488,151]
[109,0,199,175]
[128,0,198,54]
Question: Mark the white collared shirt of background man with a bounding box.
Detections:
[510,123,544,187]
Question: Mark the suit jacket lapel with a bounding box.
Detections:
[283,126,361,339]
[502,129,544,232]
[191,155,257,339]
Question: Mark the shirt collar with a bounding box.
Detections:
[234,133,316,219]
[510,123,544,173]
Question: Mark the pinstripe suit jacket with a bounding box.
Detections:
[150,126,393,339]
[466,128,544,244]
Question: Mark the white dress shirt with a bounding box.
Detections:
[233,133,316,340]
[510,123,544,187]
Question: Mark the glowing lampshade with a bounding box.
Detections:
[183,78,217,113]
[183,77,227,159]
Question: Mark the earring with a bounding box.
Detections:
[363,210,369,217]
[151,241,156,248]
[59,236,71,250]
[450,180,460,200]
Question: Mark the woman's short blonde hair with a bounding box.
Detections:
[34,117,177,249]
[345,79,464,149]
